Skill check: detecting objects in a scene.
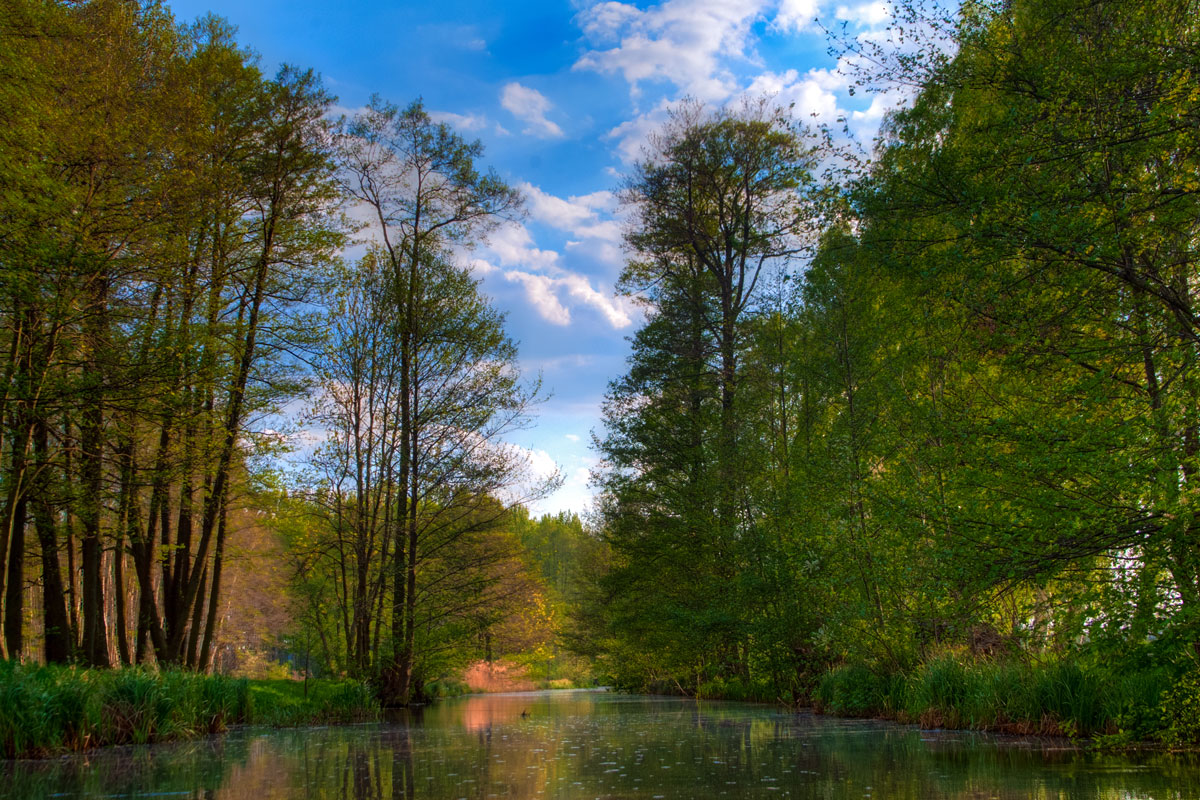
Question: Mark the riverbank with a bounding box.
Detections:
[0,662,378,759]
[623,655,1200,749]
[812,656,1198,749]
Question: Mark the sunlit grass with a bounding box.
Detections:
[0,662,379,758]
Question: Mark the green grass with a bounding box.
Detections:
[0,661,250,758]
[696,676,778,703]
[246,677,379,726]
[0,662,381,759]
[814,656,1176,742]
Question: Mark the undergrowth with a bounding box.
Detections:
[813,655,1179,744]
[0,662,380,759]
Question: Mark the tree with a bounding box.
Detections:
[0,3,340,667]
[335,99,548,702]
[593,99,823,690]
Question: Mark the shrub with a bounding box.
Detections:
[696,676,776,703]
[1161,664,1200,747]
[814,664,893,716]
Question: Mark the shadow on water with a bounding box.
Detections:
[3,689,1198,798]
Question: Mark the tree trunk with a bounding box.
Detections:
[32,418,72,663]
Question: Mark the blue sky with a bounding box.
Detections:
[166,0,898,516]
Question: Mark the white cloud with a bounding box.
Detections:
[505,271,572,325]
[488,440,566,510]
[530,458,599,516]
[524,447,560,483]
[501,82,565,138]
[574,0,767,101]
[428,110,490,132]
[565,433,581,442]
[521,183,623,251]
[743,69,840,122]
[523,183,617,230]
[774,0,822,32]
[485,222,560,271]
[504,269,635,329]
[478,217,635,328]
[560,272,634,328]
[835,1,891,26]
[606,98,681,163]
[468,257,497,276]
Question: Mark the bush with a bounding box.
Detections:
[1161,664,1200,747]
[814,664,894,716]
[425,676,471,699]
[695,676,776,703]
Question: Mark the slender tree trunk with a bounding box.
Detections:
[3,482,28,660]
[187,562,208,669]
[0,406,33,660]
[198,498,229,671]
[32,417,72,663]
[79,273,111,667]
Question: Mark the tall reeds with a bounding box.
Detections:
[0,664,381,758]
[814,657,1173,740]
[0,662,250,757]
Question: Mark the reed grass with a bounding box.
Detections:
[0,661,249,758]
[245,677,379,727]
[696,676,778,703]
[814,656,1174,741]
[0,662,381,759]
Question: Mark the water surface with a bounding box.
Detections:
[4,689,1198,799]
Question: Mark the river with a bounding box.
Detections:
[3,689,1198,798]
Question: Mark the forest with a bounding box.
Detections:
[3,0,1200,750]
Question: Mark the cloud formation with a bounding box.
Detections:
[475,219,638,328]
[501,82,565,138]
[574,0,766,100]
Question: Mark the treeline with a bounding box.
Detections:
[583,0,1200,740]
[278,499,601,697]
[1,0,342,669]
[1,0,552,705]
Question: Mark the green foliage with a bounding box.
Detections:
[1161,664,1200,747]
[814,656,1176,742]
[579,0,1200,746]
[695,676,777,703]
[423,676,471,699]
[0,662,250,758]
[246,678,378,727]
[815,665,902,717]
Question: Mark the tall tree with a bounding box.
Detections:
[337,99,546,703]
[594,99,822,690]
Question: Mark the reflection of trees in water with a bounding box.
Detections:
[4,697,1200,799]
[0,735,252,799]
[391,726,414,800]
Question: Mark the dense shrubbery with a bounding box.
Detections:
[0,663,380,758]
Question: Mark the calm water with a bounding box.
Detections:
[3,689,1198,799]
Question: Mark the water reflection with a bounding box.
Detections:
[3,689,1198,799]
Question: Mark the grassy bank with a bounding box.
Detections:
[246,677,379,726]
[0,662,379,759]
[813,656,1200,747]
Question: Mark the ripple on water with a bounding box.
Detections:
[3,690,1200,799]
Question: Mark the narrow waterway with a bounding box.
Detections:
[3,689,1197,798]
